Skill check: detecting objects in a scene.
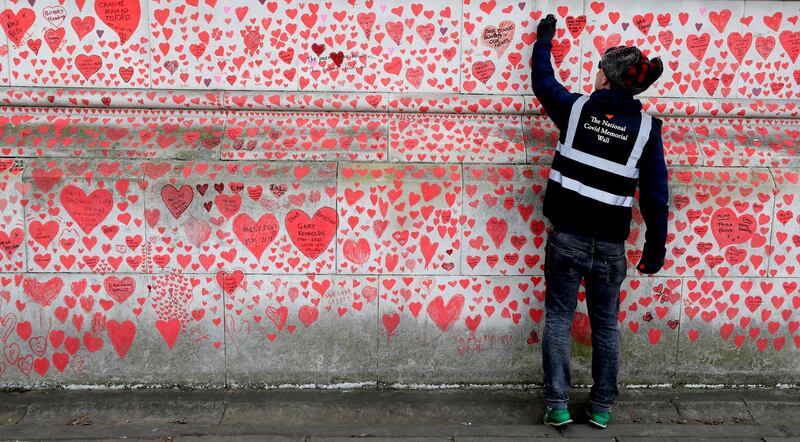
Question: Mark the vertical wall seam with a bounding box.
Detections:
[731,0,749,101]
[457,0,465,94]
[142,0,154,89]
[764,167,778,278]
[673,276,686,385]
[218,109,229,161]
[2,0,10,88]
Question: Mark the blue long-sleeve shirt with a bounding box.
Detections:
[532,38,669,252]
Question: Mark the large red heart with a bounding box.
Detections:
[60,185,114,234]
[94,0,141,45]
[426,294,464,332]
[285,208,337,260]
[711,207,755,248]
[0,228,23,258]
[160,184,193,219]
[233,213,279,260]
[216,270,244,295]
[75,54,102,80]
[156,318,181,349]
[23,277,64,307]
[106,320,136,359]
[104,276,135,304]
[0,8,35,47]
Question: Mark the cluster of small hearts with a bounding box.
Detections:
[0,0,797,97]
[6,160,800,278]
[0,0,149,87]
[2,87,800,119]
[21,161,342,274]
[2,271,797,379]
[0,272,376,378]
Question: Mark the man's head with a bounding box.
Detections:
[595,46,663,95]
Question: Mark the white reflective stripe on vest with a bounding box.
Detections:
[556,140,640,178]
[626,112,651,168]
[548,169,635,207]
[556,95,649,179]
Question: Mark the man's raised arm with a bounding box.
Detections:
[530,14,579,130]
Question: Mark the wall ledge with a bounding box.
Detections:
[1,87,798,119]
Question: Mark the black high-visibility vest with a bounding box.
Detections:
[544,95,652,241]
[549,95,652,206]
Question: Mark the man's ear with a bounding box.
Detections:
[599,69,611,88]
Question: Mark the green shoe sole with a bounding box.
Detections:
[545,418,573,427]
[586,409,610,429]
[543,408,573,427]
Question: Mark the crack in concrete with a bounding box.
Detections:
[741,396,760,426]
[12,404,30,425]
[216,395,228,427]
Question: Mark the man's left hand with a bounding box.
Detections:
[537,14,557,41]
[636,242,665,275]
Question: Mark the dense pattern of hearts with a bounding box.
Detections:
[0,0,799,385]
[0,1,795,97]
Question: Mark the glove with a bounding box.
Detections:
[637,242,666,275]
[537,14,557,41]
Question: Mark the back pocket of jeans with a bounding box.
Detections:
[545,241,580,277]
[605,254,627,285]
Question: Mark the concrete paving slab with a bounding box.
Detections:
[676,277,800,385]
[221,112,389,161]
[0,423,212,440]
[38,439,166,442]
[19,390,225,425]
[613,400,682,424]
[746,401,800,426]
[389,114,525,163]
[618,438,765,442]
[559,424,786,438]
[458,438,615,442]
[1,389,799,440]
[336,163,463,275]
[222,390,543,426]
[0,405,25,425]
[313,438,452,442]
[676,400,756,425]
[779,426,800,437]
[460,165,547,276]
[180,437,304,442]
[145,161,338,275]
[211,424,561,438]
[0,273,226,388]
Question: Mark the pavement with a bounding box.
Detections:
[0,387,799,441]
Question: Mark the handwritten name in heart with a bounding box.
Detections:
[711,207,756,248]
[60,185,114,235]
[480,20,515,57]
[94,0,141,45]
[285,208,337,260]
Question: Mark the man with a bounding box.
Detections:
[531,14,669,429]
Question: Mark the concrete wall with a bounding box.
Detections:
[0,0,799,388]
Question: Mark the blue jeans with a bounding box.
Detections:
[542,229,627,413]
